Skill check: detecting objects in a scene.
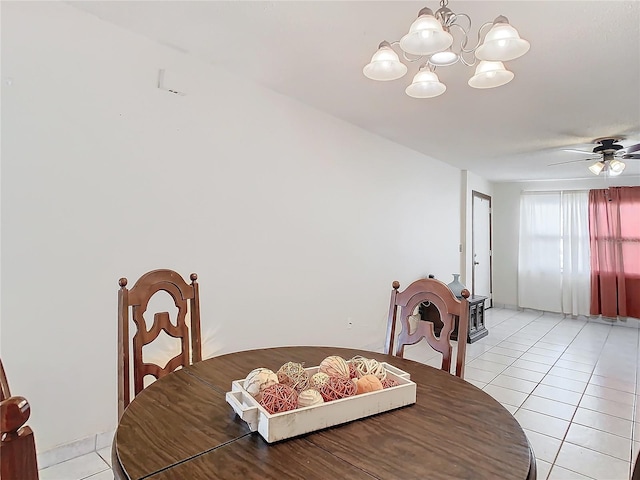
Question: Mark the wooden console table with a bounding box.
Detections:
[420,295,488,343]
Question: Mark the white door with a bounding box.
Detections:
[472,191,492,304]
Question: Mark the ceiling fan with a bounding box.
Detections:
[548,137,640,176]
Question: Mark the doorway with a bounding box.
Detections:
[472,191,492,306]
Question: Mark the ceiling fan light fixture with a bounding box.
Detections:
[405,69,446,98]
[363,42,408,81]
[475,17,530,61]
[608,159,626,176]
[400,8,453,56]
[589,161,605,175]
[468,61,514,89]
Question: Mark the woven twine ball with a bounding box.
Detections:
[243,368,279,401]
[259,383,299,414]
[320,375,357,402]
[381,378,399,389]
[297,389,324,408]
[348,362,358,379]
[309,372,330,390]
[350,356,387,381]
[319,355,350,379]
[276,361,310,392]
[356,374,384,395]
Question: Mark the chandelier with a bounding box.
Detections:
[363,0,530,98]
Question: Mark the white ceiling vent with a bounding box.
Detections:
[157,69,186,96]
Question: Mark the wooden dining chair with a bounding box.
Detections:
[118,269,202,418]
[385,278,470,378]
[1,359,39,480]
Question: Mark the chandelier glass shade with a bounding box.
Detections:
[362,42,408,81]
[468,61,514,89]
[363,1,530,98]
[405,69,447,98]
[399,8,454,56]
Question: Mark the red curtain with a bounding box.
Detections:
[589,186,640,319]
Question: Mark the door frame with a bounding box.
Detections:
[471,190,493,307]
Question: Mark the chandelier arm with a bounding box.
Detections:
[383,40,425,63]
[458,51,477,67]
[448,13,471,31]
[460,21,493,54]
[401,51,426,63]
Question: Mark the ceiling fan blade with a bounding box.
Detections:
[621,153,640,160]
[562,148,593,154]
[620,142,640,155]
[548,157,597,166]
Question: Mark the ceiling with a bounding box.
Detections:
[69,1,640,182]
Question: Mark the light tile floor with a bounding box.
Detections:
[404,307,640,480]
[39,307,639,480]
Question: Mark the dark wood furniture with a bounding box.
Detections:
[117,269,202,419]
[112,346,534,480]
[421,295,489,343]
[633,452,640,480]
[1,359,39,480]
[385,278,470,378]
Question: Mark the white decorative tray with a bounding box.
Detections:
[225,362,417,443]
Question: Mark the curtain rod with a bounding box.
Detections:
[520,189,590,194]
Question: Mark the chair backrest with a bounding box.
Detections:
[1,359,39,480]
[118,269,202,418]
[385,278,470,378]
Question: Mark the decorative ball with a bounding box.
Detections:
[350,356,387,381]
[382,378,399,389]
[348,362,358,379]
[320,376,357,402]
[243,368,279,401]
[277,362,310,392]
[356,374,383,395]
[319,355,350,379]
[309,372,330,390]
[297,389,324,408]
[259,383,298,414]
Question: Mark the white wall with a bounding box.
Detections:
[1,2,464,452]
[492,176,640,307]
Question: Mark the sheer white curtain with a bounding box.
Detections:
[561,191,590,315]
[518,191,590,315]
[518,192,562,311]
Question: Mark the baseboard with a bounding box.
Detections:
[37,429,115,469]
[491,303,521,310]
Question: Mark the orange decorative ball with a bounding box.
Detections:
[356,374,383,395]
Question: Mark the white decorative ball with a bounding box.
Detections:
[351,356,387,381]
[319,355,350,379]
[309,372,330,390]
[297,389,324,408]
[243,368,278,401]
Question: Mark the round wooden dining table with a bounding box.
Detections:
[112,346,535,480]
